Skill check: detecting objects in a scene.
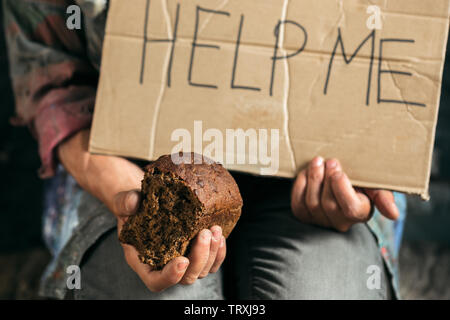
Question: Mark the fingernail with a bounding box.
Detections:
[212,227,222,242]
[177,261,189,271]
[312,157,323,167]
[391,202,400,219]
[220,236,225,248]
[327,159,337,169]
[200,230,212,243]
[125,192,139,212]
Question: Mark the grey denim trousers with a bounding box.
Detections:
[72,173,392,300]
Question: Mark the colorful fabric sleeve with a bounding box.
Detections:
[3,0,98,178]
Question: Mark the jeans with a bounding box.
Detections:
[71,173,392,300]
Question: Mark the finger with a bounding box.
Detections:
[113,190,141,218]
[199,226,222,278]
[330,171,371,222]
[364,189,399,220]
[321,159,341,214]
[305,156,331,227]
[210,236,226,274]
[180,229,212,285]
[291,169,312,223]
[123,244,189,292]
[321,159,353,232]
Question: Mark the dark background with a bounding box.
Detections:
[0,4,49,299]
[0,4,449,299]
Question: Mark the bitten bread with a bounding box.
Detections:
[119,152,243,270]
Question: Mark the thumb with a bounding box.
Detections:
[363,189,399,221]
[113,190,141,218]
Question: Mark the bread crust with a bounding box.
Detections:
[119,152,243,269]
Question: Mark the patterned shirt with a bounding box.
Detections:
[2,0,406,299]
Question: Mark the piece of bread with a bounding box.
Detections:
[119,152,243,270]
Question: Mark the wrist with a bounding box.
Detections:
[57,129,143,216]
[57,129,92,188]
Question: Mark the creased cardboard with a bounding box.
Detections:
[90,0,450,199]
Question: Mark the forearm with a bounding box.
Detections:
[57,129,143,216]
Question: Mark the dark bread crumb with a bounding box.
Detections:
[119,152,243,270]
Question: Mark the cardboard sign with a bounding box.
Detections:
[90,0,450,199]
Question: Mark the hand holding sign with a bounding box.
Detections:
[291,157,399,232]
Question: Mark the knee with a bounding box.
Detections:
[248,224,391,299]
